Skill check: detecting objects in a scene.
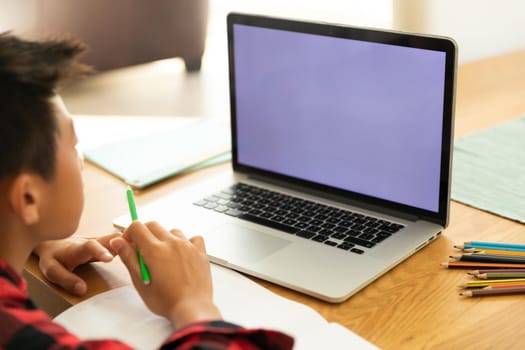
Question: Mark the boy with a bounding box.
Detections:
[0,32,293,349]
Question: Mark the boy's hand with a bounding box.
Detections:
[33,233,119,296]
[110,221,222,329]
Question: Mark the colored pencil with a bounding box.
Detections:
[468,269,525,276]
[476,272,525,279]
[482,283,525,289]
[464,248,525,257]
[126,187,151,285]
[460,285,525,297]
[441,261,525,269]
[459,278,525,288]
[450,253,525,264]
[455,241,525,252]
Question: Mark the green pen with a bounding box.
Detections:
[126,187,151,285]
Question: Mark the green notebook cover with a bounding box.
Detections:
[83,120,231,189]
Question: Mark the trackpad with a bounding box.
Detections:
[204,223,291,263]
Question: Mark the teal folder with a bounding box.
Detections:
[83,120,231,189]
[452,115,525,223]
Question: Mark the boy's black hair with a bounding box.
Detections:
[0,32,90,181]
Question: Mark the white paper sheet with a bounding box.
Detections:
[55,264,378,350]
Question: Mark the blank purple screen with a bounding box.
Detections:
[233,25,446,212]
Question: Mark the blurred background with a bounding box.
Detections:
[1,0,524,120]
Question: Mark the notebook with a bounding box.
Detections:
[83,120,231,189]
[114,13,457,302]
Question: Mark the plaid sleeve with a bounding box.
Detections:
[1,261,133,350]
[161,320,294,350]
[1,261,293,350]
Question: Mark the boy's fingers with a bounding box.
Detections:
[95,232,122,253]
[145,221,172,241]
[40,260,87,296]
[169,228,187,240]
[124,221,156,247]
[78,239,114,263]
[110,237,141,281]
[189,235,207,253]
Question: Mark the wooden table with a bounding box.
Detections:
[25,49,525,349]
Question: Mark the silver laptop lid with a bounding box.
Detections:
[227,13,456,227]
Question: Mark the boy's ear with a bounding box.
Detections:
[9,173,43,225]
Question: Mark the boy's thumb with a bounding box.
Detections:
[110,237,143,284]
[110,237,135,268]
[109,237,126,253]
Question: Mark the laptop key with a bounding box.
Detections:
[350,248,365,254]
[379,225,400,233]
[347,230,361,237]
[334,225,348,232]
[296,216,311,223]
[327,217,341,224]
[249,209,263,216]
[204,202,218,210]
[214,205,229,213]
[377,231,392,238]
[321,222,336,229]
[283,219,298,226]
[371,235,388,243]
[238,213,299,234]
[294,222,309,229]
[225,208,242,217]
[205,195,220,202]
[238,205,250,212]
[319,229,333,236]
[331,232,347,240]
[358,233,375,241]
[296,230,316,239]
[312,234,329,242]
[215,192,232,200]
[363,227,379,234]
[344,236,376,248]
[271,215,285,222]
[306,225,322,232]
[193,200,208,206]
[337,242,354,250]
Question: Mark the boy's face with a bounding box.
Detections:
[38,96,84,240]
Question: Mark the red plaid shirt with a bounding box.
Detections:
[0,259,293,349]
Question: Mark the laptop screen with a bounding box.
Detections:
[228,14,456,224]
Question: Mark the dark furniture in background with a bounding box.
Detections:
[32,0,209,72]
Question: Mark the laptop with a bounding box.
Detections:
[114,13,457,303]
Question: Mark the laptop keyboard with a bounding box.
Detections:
[193,183,404,254]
